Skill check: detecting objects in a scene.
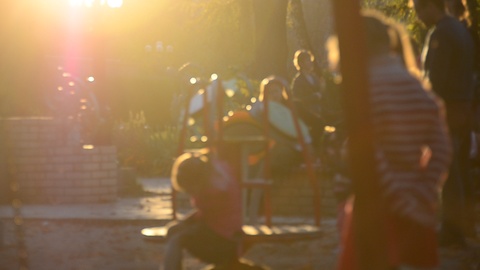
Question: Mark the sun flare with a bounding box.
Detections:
[68,0,123,8]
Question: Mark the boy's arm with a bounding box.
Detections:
[182,209,200,223]
[424,97,452,188]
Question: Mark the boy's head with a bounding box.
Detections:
[445,0,469,22]
[412,0,446,27]
[293,49,315,72]
[171,150,212,194]
[361,10,393,58]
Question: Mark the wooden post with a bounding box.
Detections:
[331,1,388,269]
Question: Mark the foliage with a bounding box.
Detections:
[113,111,179,176]
[362,0,427,47]
[112,76,259,176]
[165,0,255,74]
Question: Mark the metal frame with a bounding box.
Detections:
[171,76,321,227]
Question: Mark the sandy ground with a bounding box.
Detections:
[1,217,480,270]
[0,218,340,270]
[1,177,479,270]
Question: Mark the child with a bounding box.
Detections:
[163,148,243,270]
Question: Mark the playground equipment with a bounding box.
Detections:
[141,75,323,260]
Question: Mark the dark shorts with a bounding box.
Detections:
[167,221,239,265]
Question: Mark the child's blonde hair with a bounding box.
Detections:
[258,75,289,102]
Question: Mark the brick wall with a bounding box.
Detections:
[271,168,337,218]
[174,166,338,219]
[1,117,118,204]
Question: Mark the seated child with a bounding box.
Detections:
[163,149,243,270]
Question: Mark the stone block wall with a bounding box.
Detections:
[174,167,337,219]
[1,117,118,204]
[271,168,337,218]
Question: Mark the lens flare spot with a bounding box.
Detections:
[324,126,336,133]
[226,89,235,98]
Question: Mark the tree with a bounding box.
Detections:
[250,0,289,78]
[362,0,426,46]
[293,0,334,69]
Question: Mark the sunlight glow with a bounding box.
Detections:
[106,0,124,8]
[69,0,83,7]
[87,76,95,82]
[69,0,123,8]
[324,126,336,133]
[225,89,235,98]
[85,0,94,7]
[83,144,95,150]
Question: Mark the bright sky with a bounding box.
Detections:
[69,0,123,8]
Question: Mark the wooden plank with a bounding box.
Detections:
[141,224,322,244]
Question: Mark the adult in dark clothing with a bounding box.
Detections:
[413,0,476,246]
[445,0,480,240]
[291,49,325,152]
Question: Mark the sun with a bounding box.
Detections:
[68,0,123,8]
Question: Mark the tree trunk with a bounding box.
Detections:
[300,0,333,66]
[238,0,256,71]
[331,0,389,269]
[251,0,289,79]
[288,0,314,52]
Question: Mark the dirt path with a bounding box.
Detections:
[0,219,339,270]
[0,219,479,270]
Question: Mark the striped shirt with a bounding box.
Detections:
[369,55,452,227]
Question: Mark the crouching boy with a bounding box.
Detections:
[163,149,243,270]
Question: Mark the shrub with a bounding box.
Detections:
[113,111,179,176]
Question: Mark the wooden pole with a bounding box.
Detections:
[331,1,388,269]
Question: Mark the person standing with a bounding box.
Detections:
[337,10,451,269]
[291,49,325,152]
[413,0,476,246]
[445,0,480,239]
